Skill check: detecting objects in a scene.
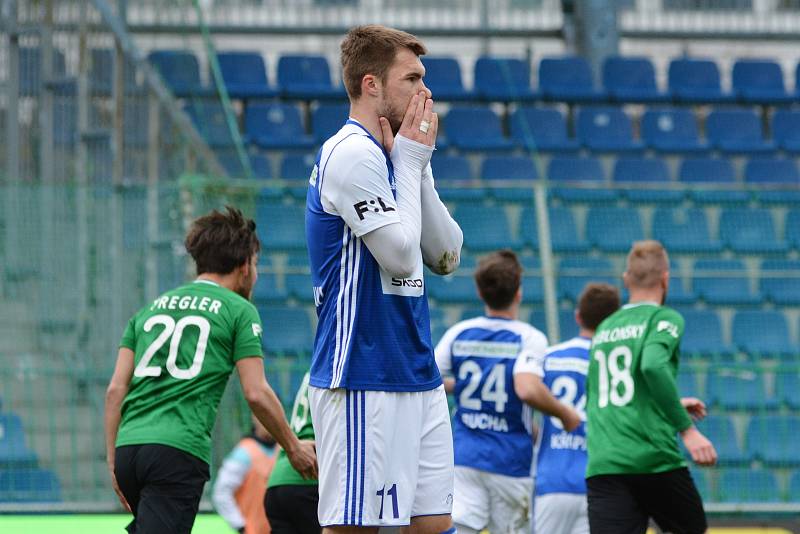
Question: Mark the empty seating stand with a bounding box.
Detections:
[668,58,734,103]
[258,306,314,354]
[744,158,800,185]
[444,107,514,151]
[474,57,536,102]
[641,108,709,154]
[707,366,777,411]
[773,110,800,153]
[311,103,350,144]
[706,109,775,155]
[576,107,644,153]
[539,56,606,103]
[719,208,787,254]
[760,260,800,305]
[0,469,61,503]
[680,310,731,360]
[148,50,211,97]
[732,59,793,104]
[717,469,780,503]
[746,415,800,467]
[217,51,277,99]
[585,207,644,253]
[510,108,580,152]
[0,413,38,467]
[692,259,761,306]
[421,57,476,101]
[245,103,315,150]
[277,55,345,100]
[602,56,667,103]
[732,310,795,360]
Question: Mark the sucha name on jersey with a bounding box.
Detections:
[150,295,223,314]
[460,412,510,433]
[592,323,647,346]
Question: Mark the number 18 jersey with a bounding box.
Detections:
[435,316,548,478]
[586,302,687,477]
[117,280,264,464]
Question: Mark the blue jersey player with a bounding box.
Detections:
[533,283,620,534]
[305,25,463,533]
[435,251,581,534]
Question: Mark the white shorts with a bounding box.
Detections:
[452,466,532,533]
[533,493,589,534]
[309,385,454,527]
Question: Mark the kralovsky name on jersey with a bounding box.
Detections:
[460,412,510,432]
[592,322,647,346]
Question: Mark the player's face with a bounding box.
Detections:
[378,48,431,134]
[238,253,259,300]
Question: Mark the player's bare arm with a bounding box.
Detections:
[514,372,581,432]
[104,347,134,512]
[236,357,318,479]
[681,426,717,467]
[681,397,707,421]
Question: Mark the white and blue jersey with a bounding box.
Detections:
[435,316,548,478]
[306,120,441,392]
[535,336,590,496]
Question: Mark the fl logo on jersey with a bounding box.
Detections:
[353,198,395,221]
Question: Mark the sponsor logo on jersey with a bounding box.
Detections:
[252,323,263,337]
[657,320,679,338]
[452,340,521,358]
[391,277,423,288]
[313,286,324,307]
[309,165,318,186]
[353,197,396,221]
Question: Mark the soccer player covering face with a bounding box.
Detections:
[586,240,717,534]
[434,251,581,534]
[532,283,620,534]
[104,207,317,534]
[305,25,463,534]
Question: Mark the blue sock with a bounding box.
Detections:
[440,528,457,534]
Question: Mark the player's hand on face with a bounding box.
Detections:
[560,406,582,433]
[379,91,438,153]
[681,397,707,421]
[681,426,717,467]
[287,439,318,480]
[109,469,131,512]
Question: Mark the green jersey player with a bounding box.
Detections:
[104,207,317,534]
[265,371,321,534]
[586,240,716,534]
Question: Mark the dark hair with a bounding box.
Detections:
[577,283,621,331]
[184,206,260,275]
[474,250,522,311]
[340,24,427,100]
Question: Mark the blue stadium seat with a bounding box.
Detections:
[0,414,38,467]
[280,153,316,180]
[613,157,670,183]
[746,415,800,466]
[217,152,273,179]
[285,272,314,302]
[0,469,61,503]
[641,108,709,154]
[575,107,644,153]
[256,202,306,250]
[258,306,313,354]
[707,366,777,411]
[20,47,71,96]
[732,310,795,360]
[717,469,780,503]
[276,55,345,100]
[539,56,606,102]
[444,107,514,151]
[548,156,605,182]
[509,108,580,152]
[677,369,698,397]
[692,259,761,306]
[474,57,536,101]
[776,371,800,410]
[557,257,618,302]
[481,156,538,182]
[585,207,644,253]
[559,309,580,339]
[668,57,735,103]
[732,59,793,104]
[455,205,520,251]
[311,103,349,144]
[719,208,787,254]
[744,158,800,185]
[663,275,697,306]
[706,109,775,154]
[216,51,277,99]
[696,416,749,465]
[678,157,735,184]
[252,272,288,303]
[148,50,210,97]
[519,207,590,253]
[789,470,800,502]
[689,469,710,501]
[652,208,722,253]
[245,103,315,150]
[772,110,800,153]
[680,310,731,359]
[426,275,478,303]
[602,56,667,102]
[422,57,476,101]
[431,153,473,181]
[760,260,800,305]
[521,259,544,304]
[788,210,800,249]
[184,102,238,148]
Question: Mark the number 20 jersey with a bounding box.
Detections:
[435,316,548,478]
[117,280,264,464]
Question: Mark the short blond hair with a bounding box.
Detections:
[625,240,669,289]
[340,25,427,100]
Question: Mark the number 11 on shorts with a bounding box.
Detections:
[376,483,399,519]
